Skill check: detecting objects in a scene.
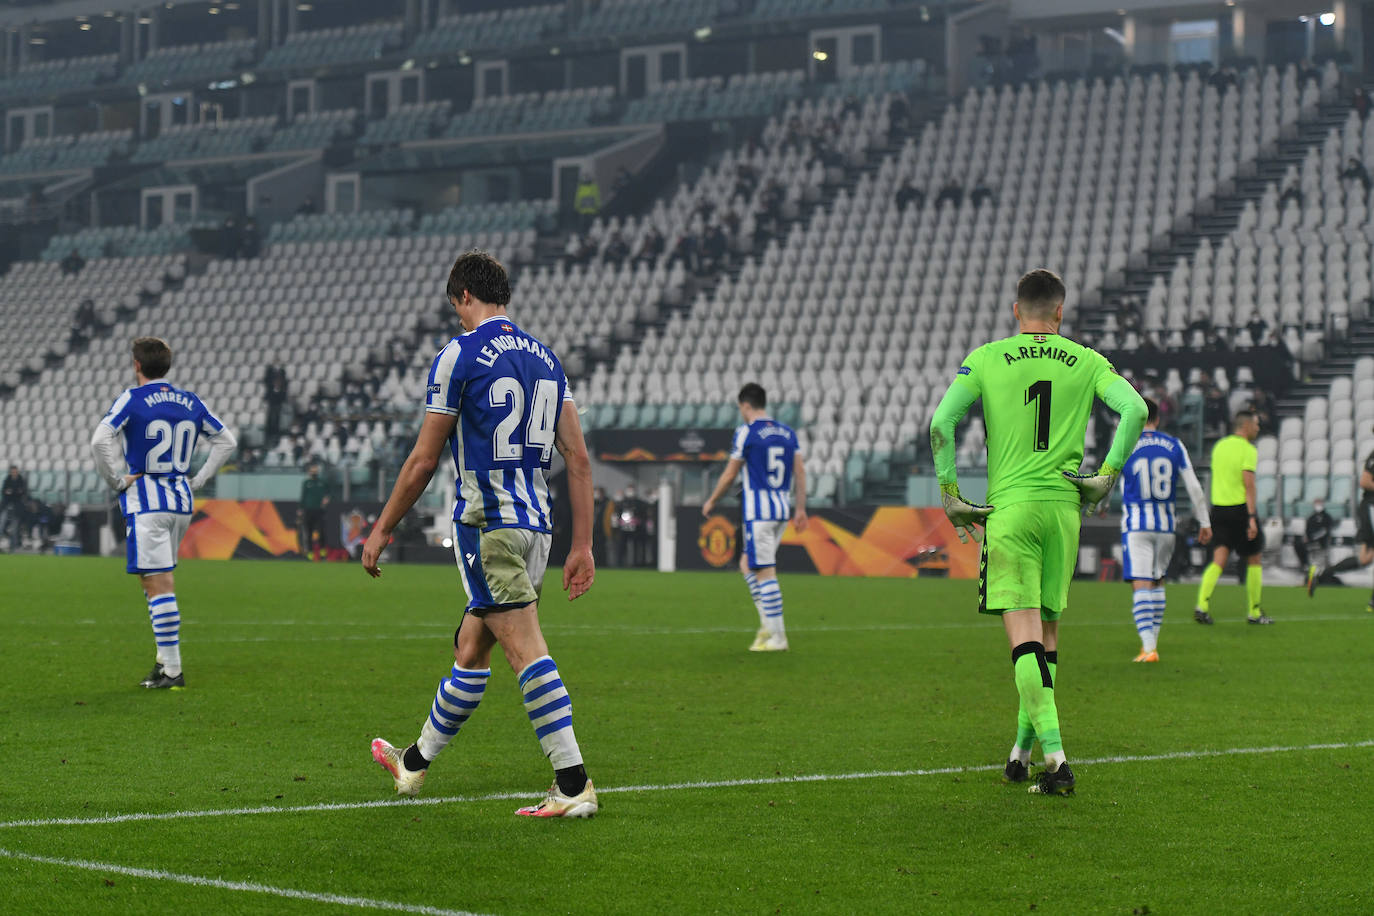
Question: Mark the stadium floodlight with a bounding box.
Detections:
[813,49,828,61]
[1320,12,1336,26]
[694,26,711,40]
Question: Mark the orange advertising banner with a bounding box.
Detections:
[679,506,982,578]
[179,499,301,560]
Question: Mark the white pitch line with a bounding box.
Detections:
[0,847,490,916]
[1,739,1369,832]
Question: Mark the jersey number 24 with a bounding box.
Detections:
[490,378,558,462]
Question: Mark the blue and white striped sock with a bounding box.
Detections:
[148,593,181,676]
[416,665,491,761]
[1131,589,1156,652]
[519,655,583,769]
[743,572,767,627]
[1150,587,1167,640]
[756,577,785,638]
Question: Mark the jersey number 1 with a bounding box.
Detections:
[1025,380,1052,451]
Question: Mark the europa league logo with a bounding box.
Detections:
[698,515,737,568]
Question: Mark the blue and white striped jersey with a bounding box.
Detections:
[1120,430,1206,534]
[730,418,801,522]
[101,380,225,516]
[426,315,571,532]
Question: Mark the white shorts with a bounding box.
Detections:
[1121,530,1175,582]
[125,512,192,575]
[743,519,788,569]
[453,523,550,614]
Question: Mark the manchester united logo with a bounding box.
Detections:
[698,515,737,568]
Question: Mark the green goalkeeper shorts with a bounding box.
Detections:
[978,500,1081,620]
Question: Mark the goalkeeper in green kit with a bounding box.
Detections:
[929,269,1147,796]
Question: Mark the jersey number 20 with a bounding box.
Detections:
[491,378,558,462]
[146,420,196,474]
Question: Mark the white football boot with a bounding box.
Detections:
[515,779,598,818]
[371,738,426,797]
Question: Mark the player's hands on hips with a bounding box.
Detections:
[792,508,809,533]
[1063,464,1120,515]
[701,499,716,518]
[940,482,992,544]
[1198,525,1213,545]
[361,527,389,578]
[562,544,595,600]
[118,473,142,492]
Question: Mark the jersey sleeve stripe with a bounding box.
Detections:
[426,341,464,414]
[102,390,133,430]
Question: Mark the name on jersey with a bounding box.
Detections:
[757,425,790,439]
[144,390,194,411]
[1003,345,1078,367]
[475,334,555,371]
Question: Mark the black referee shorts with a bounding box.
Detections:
[1210,504,1263,557]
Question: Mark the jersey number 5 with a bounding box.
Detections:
[490,378,558,462]
[1025,380,1052,452]
[766,446,787,488]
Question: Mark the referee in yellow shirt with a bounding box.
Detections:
[1194,410,1273,624]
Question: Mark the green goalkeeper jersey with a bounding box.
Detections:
[931,332,1146,508]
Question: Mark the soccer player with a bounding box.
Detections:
[90,337,237,689]
[297,463,330,561]
[1307,441,1374,610]
[363,251,598,818]
[930,269,1147,796]
[1120,398,1211,662]
[1192,410,1271,625]
[702,383,808,652]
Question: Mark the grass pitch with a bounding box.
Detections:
[1,555,1372,915]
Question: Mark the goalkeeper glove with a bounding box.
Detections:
[1062,464,1121,515]
[940,482,993,544]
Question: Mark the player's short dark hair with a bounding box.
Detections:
[1015,268,1066,315]
[446,250,510,306]
[1144,397,1159,425]
[132,337,172,379]
[1233,409,1257,429]
[738,383,767,409]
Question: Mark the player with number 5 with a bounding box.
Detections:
[362,251,599,818]
[90,337,237,689]
[703,383,808,653]
[929,269,1147,796]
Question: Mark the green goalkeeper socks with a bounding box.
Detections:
[1012,642,1062,755]
[1015,654,1057,751]
[1196,562,1223,612]
[1246,565,1263,618]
